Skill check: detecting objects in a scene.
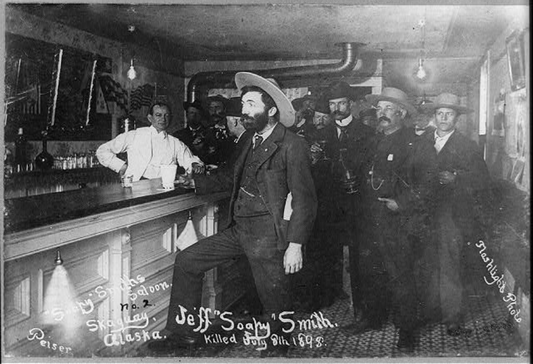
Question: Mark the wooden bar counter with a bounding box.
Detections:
[3,178,232,357]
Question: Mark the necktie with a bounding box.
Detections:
[253,135,263,150]
[338,127,348,143]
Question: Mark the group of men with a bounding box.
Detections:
[96,72,490,356]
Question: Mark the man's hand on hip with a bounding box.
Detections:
[284,242,303,274]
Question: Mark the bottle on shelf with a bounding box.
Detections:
[15,127,28,171]
[35,135,54,171]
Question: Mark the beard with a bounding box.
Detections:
[241,109,269,132]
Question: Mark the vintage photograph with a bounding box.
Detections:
[1,1,530,363]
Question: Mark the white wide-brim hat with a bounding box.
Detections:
[421,92,473,114]
[235,72,296,128]
[366,87,417,116]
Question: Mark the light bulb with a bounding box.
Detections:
[416,65,427,80]
[414,58,429,81]
[127,59,137,80]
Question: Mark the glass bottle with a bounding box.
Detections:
[35,136,54,170]
[15,127,28,171]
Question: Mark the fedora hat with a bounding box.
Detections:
[226,97,242,117]
[325,81,359,101]
[365,87,416,116]
[183,100,203,111]
[235,72,296,128]
[421,93,473,114]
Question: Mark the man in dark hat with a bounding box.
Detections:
[359,107,378,129]
[303,81,375,313]
[207,95,229,128]
[290,92,317,136]
[173,100,212,162]
[354,87,438,352]
[410,107,436,138]
[419,92,490,337]
[149,72,317,358]
[205,95,234,165]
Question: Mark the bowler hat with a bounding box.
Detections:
[365,87,416,116]
[183,100,203,111]
[325,81,359,101]
[235,72,296,128]
[207,95,229,108]
[226,97,242,117]
[420,92,473,114]
[314,97,330,115]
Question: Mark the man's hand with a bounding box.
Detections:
[118,163,128,178]
[310,142,323,154]
[284,242,303,274]
[377,197,399,211]
[438,171,456,185]
[191,162,205,175]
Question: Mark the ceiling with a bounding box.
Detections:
[13,2,528,97]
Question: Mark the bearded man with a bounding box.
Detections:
[149,72,317,358]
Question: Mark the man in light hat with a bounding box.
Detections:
[352,87,438,352]
[420,92,490,337]
[149,72,317,357]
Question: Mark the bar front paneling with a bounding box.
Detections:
[3,179,233,357]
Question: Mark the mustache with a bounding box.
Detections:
[378,116,391,123]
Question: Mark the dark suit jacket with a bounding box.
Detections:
[316,119,375,220]
[198,124,317,250]
[194,133,247,193]
[363,127,439,238]
[428,130,491,237]
[173,126,211,162]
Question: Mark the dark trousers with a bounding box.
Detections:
[375,225,419,332]
[358,204,420,332]
[352,221,390,324]
[165,214,290,335]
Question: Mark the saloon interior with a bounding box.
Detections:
[2,1,530,361]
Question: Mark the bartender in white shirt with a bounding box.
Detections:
[96,101,205,181]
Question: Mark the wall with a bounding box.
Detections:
[5,7,186,138]
[484,19,529,192]
[481,17,530,350]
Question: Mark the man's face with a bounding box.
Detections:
[312,111,331,130]
[328,97,352,121]
[435,107,458,133]
[302,99,316,111]
[186,107,202,128]
[208,101,226,125]
[226,116,243,137]
[412,113,431,129]
[375,101,403,134]
[241,91,270,133]
[148,105,170,133]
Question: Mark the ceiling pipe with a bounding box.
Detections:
[186,42,364,102]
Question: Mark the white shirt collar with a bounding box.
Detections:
[434,129,455,142]
[150,125,168,139]
[254,122,278,142]
[235,130,245,143]
[335,114,353,128]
